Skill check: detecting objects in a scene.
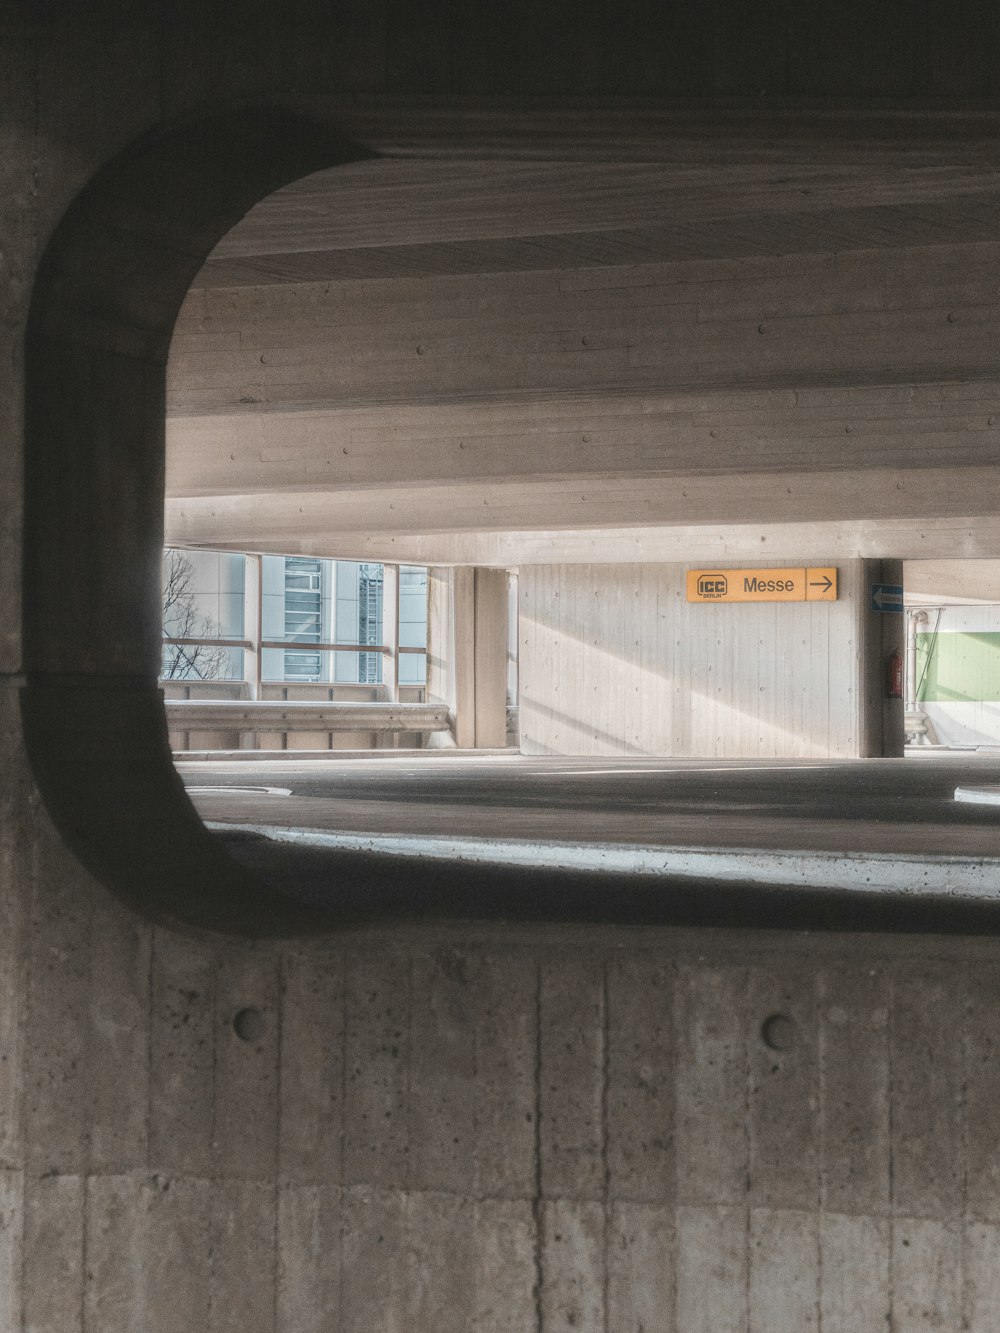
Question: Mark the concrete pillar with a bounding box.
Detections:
[472,568,510,749]
[427,567,508,748]
[860,558,906,757]
[381,563,399,705]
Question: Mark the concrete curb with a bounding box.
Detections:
[206,822,1000,900]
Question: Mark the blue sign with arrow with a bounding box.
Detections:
[870,583,904,614]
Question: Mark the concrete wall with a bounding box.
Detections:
[5,755,1000,1330]
[519,562,869,757]
[3,6,1000,1328]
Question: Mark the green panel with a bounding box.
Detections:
[917,631,1000,703]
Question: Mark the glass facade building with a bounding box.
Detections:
[163,549,427,686]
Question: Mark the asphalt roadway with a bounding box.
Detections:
[178,751,1000,859]
[175,752,1000,928]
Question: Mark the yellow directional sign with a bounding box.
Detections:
[687,567,838,604]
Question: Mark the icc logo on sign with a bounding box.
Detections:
[697,574,728,598]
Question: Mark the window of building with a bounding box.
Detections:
[162,548,427,691]
[357,563,384,683]
[282,556,325,681]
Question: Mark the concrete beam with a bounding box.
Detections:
[168,244,1000,424]
[165,463,1000,556]
[166,514,1000,569]
[905,558,1000,603]
[166,378,1000,500]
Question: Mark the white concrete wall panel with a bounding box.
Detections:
[469,953,538,1200]
[520,561,865,757]
[276,1183,342,1332]
[143,1176,213,1331]
[210,1179,278,1333]
[23,841,101,1177]
[606,955,674,1204]
[963,970,1000,1224]
[748,1208,820,1333]
[22,1173,85,1331]
[278,946,345,1184]
[406,1191,477,1333]
[891,1218,962,1333]
[212,947,281,1180]
[408,952,478,1195]
[964,1223,1000,1333]
[675,1205,747,1333]
[607,1201,674,1333]
[674,965,749,1208]
[0,702,26,1174]
[818,968,892,1216]
[818,1213,891,1333]
[342,954,412,1188]
[0,1170,22,1333]
[149,929,217,1176]
[891,973,964,1220]
[541,1198,606,1333]
[471,1197,538,1332]
[539,958,606,1201]
[748,963,820,1212]
[340,1187,408,1331]
[84,1175,144,1333]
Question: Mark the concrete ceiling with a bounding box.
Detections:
[165,106,1000,566]
[905,559,1000,603]
[194,158,1000,286]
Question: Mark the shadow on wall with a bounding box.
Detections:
[518,563,863,759]
[22,108,374,936]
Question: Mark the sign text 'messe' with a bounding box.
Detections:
[743,575,795,593]
[686,567,838,604]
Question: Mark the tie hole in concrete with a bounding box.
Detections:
[233,1007,265,1042]
[761,1013,798,1051]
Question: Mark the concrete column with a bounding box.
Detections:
[236,555,262,748]
[427,568,471,747]
[427,567,508,748]
[473,568,510,749]
[377,563,400,749]
[381,563,399,705]
[860,558,906,757]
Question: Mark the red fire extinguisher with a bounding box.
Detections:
[887,648,903,699]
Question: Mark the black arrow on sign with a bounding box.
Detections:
[809,575,833,592]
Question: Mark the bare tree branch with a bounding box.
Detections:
[161,548,231,680]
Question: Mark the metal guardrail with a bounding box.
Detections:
[164,699,451,734]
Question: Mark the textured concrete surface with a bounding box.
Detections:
[6,674,1000,1325]
[8,5,1000,1328]
[11,813,1000,1327]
